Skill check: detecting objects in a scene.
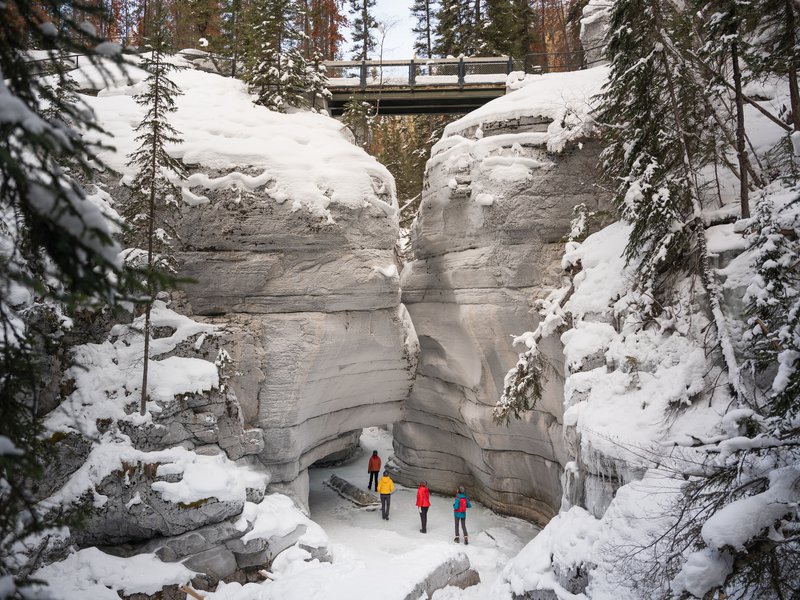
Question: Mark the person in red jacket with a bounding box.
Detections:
[416,480,431,533]
[367,450,381,491]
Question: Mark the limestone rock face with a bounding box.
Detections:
[580,0,612,66]
[175,178,419,494]
[394,117,609,525]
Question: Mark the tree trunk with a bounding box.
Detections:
[140,49,161,416]
[140,302,151,415]
[426,0,432,57]
[784,0,800,132]
[303,0,310,58]
[362,0,369,60]
[731,39,749,218]
[658,25,744,399]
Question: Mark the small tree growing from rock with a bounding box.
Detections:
[124,0,186,416]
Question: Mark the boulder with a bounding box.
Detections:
[402,553,480,600]
[72,462,248,547]
[580,0,612,66]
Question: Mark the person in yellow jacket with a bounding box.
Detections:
[376,470,395,520]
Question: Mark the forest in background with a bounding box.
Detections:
[6,1,592,220]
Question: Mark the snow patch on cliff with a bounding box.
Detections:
[79,63,397,222]
[443,66,608,152]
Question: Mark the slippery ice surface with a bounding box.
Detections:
[207,427,540,600]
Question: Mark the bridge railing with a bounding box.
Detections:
[24,52,82,74]
[323,56,519,89]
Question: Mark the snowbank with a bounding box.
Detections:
[78,61,397,222]
[46,300,218,437]
[32,547,194,600]
[441,66,609,152]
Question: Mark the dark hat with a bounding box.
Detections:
[372,450,378,455]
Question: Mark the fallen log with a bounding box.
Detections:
[324,474,380,508]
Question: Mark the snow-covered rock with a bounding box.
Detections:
[82,64,419,501]
[394,68,611,524]
[26,60,413,595]
[579,0,612,67]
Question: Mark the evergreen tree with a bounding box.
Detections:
[459,0,487,55]
[433,0,462,56]
[216,0,248,75]
[349,0,377,60]
[244,0,326,112]
[411,0,437,58]
[342,96,375,147]
[124,0,186,416]
[171,0,222,49]
[0,0,134,588]
[746,0,800,133]
[484,0,513,56]
[484,0,537,61]
[509,0,537,62]
[597,0,709,297]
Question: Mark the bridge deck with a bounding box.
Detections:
[324,56,515,116]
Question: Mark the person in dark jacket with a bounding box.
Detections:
[377,470,395,520]
[416,480,431,533]
[453,486,471,544]
[367,450,381,490]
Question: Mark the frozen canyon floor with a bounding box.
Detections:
[303,427,540,599]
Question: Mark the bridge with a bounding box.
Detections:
[323,56,518,116]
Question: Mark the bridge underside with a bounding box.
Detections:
[327,84,507,117]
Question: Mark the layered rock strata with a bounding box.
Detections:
[176,178,419,499]
[393,108,609,525]
[580,0,612,67]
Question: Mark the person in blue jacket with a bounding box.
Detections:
[453,486,471,545]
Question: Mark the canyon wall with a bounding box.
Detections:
[392,71,611,524]
[175,171,419,503]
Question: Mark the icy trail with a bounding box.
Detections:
[306,427,540,598]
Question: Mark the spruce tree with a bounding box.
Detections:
[746,0,800,134]
[434,0,462,56]
[342,96,375,147]
[244,0,324,111]
[124,0,186,416]
[0,0,133,588]
[411,0,437,58]
[460,0,487,56]
[218,0,244,76]
[597,0,708,296]
[349,0,377,60]
[484,0,513,56]
[509,0,536,63]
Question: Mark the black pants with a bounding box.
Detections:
[454,516,467,537]
[381,494,391,519]
[368,471,379,490]
[419,506,428,532]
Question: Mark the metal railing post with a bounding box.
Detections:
[457,57,465,88]
[409,59,415,87]
[360,60,367,90]
[507,56,513,74]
